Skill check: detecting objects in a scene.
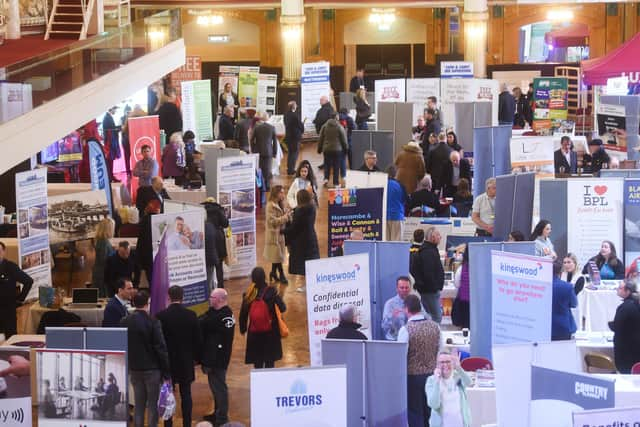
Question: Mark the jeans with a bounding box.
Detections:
[164,381,192,427]
[357,121,368,130]
[204,367,229,425]
[323,152,341,186]
[420,291,442,324]
[287,140,299,174]
[130,369,162,427]
[407,373,431,427]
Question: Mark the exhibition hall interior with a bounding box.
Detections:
[0,0,639,426]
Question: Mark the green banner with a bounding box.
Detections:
[193,80,213,141]
[238,66,259,109]
[532,77,568,135]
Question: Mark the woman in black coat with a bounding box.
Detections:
[609,280,640,373]
[135,200,161,286]
[202,198,229,288]
[354,88,371,130]
[239,267,286,368]
[284,189,320,289]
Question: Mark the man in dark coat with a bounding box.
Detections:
[217,106,236,142]
[105,241,139,290]
[313,96,335,134]
[554,135,578,174]
[422,109,441,144]
[233,112,252,153]
[136,176,170,215]
[425,134,452,194]
[442,151,472,197]
[284,101,305,175]
[584,138,611,175]
[135,199,161,286]
[0,241,33,338]
[349,68,366,93]
[102,278,133,327]
[410,227,444,323]
[251,114,278,190]
[326,304,367,340]
[156,286,201,427]
[498,83,515,125]
[157,88,183,138]
[202,198,229,289]
[609,280,640,373]
[200,288,235,425]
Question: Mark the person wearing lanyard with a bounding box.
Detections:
[471,177,496,236]
[0,241,34,338]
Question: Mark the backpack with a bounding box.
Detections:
[249,293,272,333]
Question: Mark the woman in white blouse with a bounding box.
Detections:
[531,219,557,260]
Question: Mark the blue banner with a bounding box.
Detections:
[624,179,640,272]
[88,140,113,217]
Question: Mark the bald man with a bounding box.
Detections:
[443,150,471,197]
[200,288,235,425]
[135,176,171,214]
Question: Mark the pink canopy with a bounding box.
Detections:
[582,32,640,86]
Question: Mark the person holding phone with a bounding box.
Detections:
[287,160,318,208]
[426,350,472,427]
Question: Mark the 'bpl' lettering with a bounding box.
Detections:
[583,185,608,206]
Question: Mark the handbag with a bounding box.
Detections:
[275,304,289,338]
[224,227,238,266]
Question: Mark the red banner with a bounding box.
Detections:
[128,115,161,201]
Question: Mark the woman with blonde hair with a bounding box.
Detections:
[264,185,292,284]
[92,217,115,297]
[561,252,585,294]
[354,88,371,130]
[426,350,472,427]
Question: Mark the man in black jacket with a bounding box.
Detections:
[105,241,139,290]
[251,114,278,191]
[326,304,367,340]
[284,101,305,175]
[136,176,171,215]
[349,68,366,93]
[157,88,183,138]
[410,227,444,323]
[121,291,170,427]
[156,286,201,427]
[442,151,472,197]
[217,106,236,143]
[425,133,452,194]
[200,288,235,426]
[313,96,335,134]
[498,83,515,125]
[0,241,33,338]
[202,198,229,289]
[102,278,133,327]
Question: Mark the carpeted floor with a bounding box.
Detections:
[0,35,77,68]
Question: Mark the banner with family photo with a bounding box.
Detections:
[36,349,127,427]
[16,168,50,300]
[150,210,208,315]
[597,104,627,153]
[257,74,278,116]
[327,187,383,257]
[217,155,257,278]
[0,347,32,426]
[47,190,109,245]
[532,77,568,135]
[181,80,213,143]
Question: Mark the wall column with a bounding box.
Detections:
[280,0,305,87]
[7,0,20,39]
[463,0,488,77]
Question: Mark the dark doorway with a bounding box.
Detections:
[356,44,411,81]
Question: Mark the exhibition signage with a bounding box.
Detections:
[531,365,615,427]
[300,61,331,129]
[327,187,383,257]
[127,115,161,198]
[150,209,209,315]
[405,78,440,125]
[566,180,623,267]
[440,78,499,128]
[181,79,214,142]
[88,140,113,216]
[532,77,569,135]
[509,137,554,176]
[0,82,32,123]
[15,168,51,300]
[170,55,202,98]
[0,347,32,426]
[597,104,627,152]
[218,65,240,108]
[216,155,257,278]
[47,190,108,245]
[305,253,372,366]
[250,366,347,427]
[573,407,640,427]
[490,251,552,345]
[440,61,474,78]
[238,66,260,110]
[257,73,278,116]
[374,78,406,108]
[624,180,640,269]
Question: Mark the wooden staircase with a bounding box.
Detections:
[45,0,94,40]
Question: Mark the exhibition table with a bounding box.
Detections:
[164,184,208,204]
[577,287,622,332]
[25,298,108,334]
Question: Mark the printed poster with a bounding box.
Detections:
[127,115,161,199]
[305,253,372,366]
[257,74,278,116]
[532,77,568,135]
[624,180,640,271]
[327,188,383,257]
[0,82,33,124]
[440,61,474,79]
[238,66,260,110]
[510,137,554,176]
[0,347,32,426]
[36,349,127,427]
[47,191,109,245]
[374,78,406,109]
[573,407,640,427]
[567,180,623,267]
[597,104,627,153]
[490,251,553,345]
[217,65,240,112]
[150,209,208,315]
[300,61,331,132]
[182,79,213,143]
[170,56,202,99]
[405,78,440,125]
[217,155,257,278]
[15,168,51,300]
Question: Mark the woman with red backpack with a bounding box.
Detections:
[239,267,287,369]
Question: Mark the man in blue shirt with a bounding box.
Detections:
[551,260,578,340]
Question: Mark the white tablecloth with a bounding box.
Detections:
[165,185,208,204]
[577,287,621,332]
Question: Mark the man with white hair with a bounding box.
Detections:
[472,177,497,236]
[442,150,471,197]
[326,304,368,340]
[498,83,515,125]
[217,105,236,143]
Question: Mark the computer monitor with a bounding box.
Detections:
[71,288,99,304]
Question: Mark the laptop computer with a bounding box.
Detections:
[69,288,99,308]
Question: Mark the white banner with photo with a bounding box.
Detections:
[217,155,257,278]
[257,74,278,116]
[16,168,51,300]
[510,137,555,176]
[0,347,32,426]
[47,190,109,245]
[305,253,371,366]
[406,78,440,126]
[567,180,624,267]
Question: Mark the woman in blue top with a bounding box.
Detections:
[531,220,557,260]
[582,240,625,280]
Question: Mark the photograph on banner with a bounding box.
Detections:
[327,187,383,257]
[597,104,627,153]
[169,56,202,99]
[47,190,109,245]
[257,74,278,116]
[218,65,240,96]
[374,78,406,109]
[491,250,553,345]
[0,347,32,426]
[238,66,260,110]
[530,365,615,427]
[55,131,83,162]
[36,349,127,426]
[406,78,440,126]
[250,366,347,427]
[567,180,623,267]
[300,61,331,132]
[624,180,640,270]
[182,80,213,142]
[127,115,161,197]
[305,253,371,366]
[510,137,554,176]
[573,406,640,427]
[532,77,568,135]
[16,168,51,299]
[217,155,257,278]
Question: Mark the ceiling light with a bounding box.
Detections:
[197,15,224,26]
[547,10,574,21]
[369,8,396,31]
